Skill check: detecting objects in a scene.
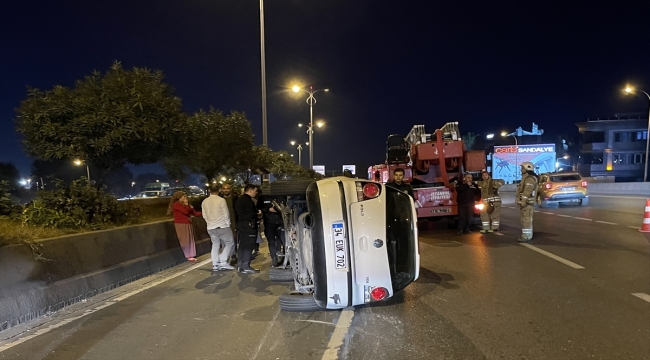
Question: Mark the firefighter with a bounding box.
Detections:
[516,162,538,242]
[477,170,505,233]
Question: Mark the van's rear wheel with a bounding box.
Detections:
[269,267,293,282]
[279,291,323,312]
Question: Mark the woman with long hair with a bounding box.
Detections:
[167,191,202,262]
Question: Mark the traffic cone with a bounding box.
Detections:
[640,199,650,233]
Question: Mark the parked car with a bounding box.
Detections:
[536,172,588,207]
[264,177,420,312]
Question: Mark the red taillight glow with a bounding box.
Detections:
[581,181,588,187]
[363,183,380,198]
[545,183,552,189]
[370,287,388,301]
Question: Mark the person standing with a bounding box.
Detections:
[516,162,538,242]
[386,168,414,198]
[202,184,235,271]
[258,194,285,267]
[477,170,505,233]
[167,191,202,262]
[455,173,480,234]
[234,184,261,273]
[219,183,239,265]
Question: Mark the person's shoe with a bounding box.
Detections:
[487,229,495,233]
[212,266,221,272]
[479,229,488,234]
[271,257,280,267]
[187,257,198,262]
[517,236,531,243]
[238,267,260,274]
[218,263,235,270]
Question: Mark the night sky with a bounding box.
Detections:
[2,1,649,178]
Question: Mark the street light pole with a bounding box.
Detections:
[74,159,90,183]
[259,0,267,147]
[293,85,328,169]
[297,144,303,166]
[624,86,650,182]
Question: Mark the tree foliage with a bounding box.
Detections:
[164,109,255,181]
[463,132,478,151]
[15,61,185,174]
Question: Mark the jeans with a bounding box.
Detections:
[207,228,235,267]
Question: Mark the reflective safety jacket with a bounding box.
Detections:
[478,178,505,202]
[517,173,538,205]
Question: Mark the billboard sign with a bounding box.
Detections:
[492,144,556,183]
[313,165,325,175]
[342,165,356,174]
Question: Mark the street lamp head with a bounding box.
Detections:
[624,85,635,94]
[290,140,296,146]
[305,142,309,146]
[292,85,301,93]
[500,131,507,137]
[324,89,330,92]
[486,134,494,139]
[316,121,324,128]
[298,123,303,128]
[73,159,83,166]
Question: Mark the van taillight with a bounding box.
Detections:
[545,183,552,189]
[581,181,587,187]
[356,182,381,201]
[370,287,388,301]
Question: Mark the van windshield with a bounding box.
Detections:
[385,187,417,292]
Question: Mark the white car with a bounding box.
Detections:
[266,176,420,311]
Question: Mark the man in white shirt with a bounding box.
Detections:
[202,184,235,271]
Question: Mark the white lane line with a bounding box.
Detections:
[573,217,592,221]
[519,243,585,269]
[542,212,555,215]
[629,226,642,230]
[594,220,618,225]
[494,232,504,236]
[589,195,650,199]
[251,304,283,360]
[0,259,212,353]
[556,214,572,217]
[632,293,650,303]
[321,309,355,360]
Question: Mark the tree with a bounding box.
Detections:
[15,61,185,176]
[463,132,478,151]
[164,109,255,181]
[239,146,313,181]
[0,163,20,185]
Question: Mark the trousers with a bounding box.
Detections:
[519,204,534,240]
[236,227,258,268]
[207,228,235,267]
[480,200,501,230]
[458,204,475,232]
[264,223,285,259]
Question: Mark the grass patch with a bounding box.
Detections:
[0,200,173,247]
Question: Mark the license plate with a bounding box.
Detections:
[332,222,347,270]
[563,187,575,191]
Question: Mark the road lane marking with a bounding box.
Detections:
[556,214,572,217]
[494,232,504,236]
[594,220,618,225]
[632,293,650,303]
[542,212,555,215]
[629,226,642,230]
[0,259,212,353]
[252,303,283,360]
[519,244,585,269]
[573,217,592,221]
[321,309,355,360]
[589,195,650,199]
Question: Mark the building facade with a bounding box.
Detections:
[576,116,647,182]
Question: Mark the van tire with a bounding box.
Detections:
[269,267,294,282]
[279,291,323,312]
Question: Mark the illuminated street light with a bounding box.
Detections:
[291,85,330,169]
[486,133,494,139]
[291,141,303,165]
[624,85,650,182]
[73,159,90,183]
[501,131,519,181]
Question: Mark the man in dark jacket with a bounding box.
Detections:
[386,168,414,198]
[234,184,260,273]
[258,195,285,267]
[455,173,481,234]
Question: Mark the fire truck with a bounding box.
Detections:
[368,122,486,221]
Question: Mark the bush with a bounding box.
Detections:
[0,180,21,218]
[21,178,142,229]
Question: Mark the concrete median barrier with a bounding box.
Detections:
[499,182,650,195]
[0,217,210,332]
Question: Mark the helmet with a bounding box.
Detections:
[520,161,534,171]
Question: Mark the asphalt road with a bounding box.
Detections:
[1,194,649,360]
